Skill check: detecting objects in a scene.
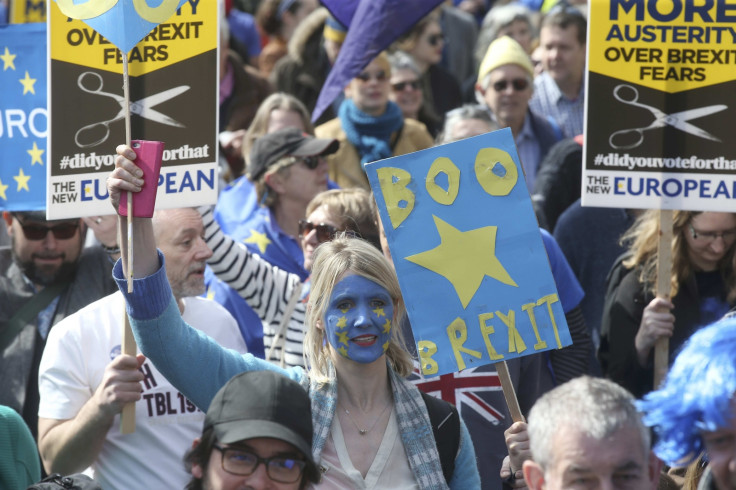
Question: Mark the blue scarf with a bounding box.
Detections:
[338,98,404,166]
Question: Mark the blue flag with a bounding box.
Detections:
[0,23,46,212]
[313,0,443,122]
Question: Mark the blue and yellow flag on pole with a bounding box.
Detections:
[0,22,46,212]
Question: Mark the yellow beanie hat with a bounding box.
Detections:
[477,36,534,84]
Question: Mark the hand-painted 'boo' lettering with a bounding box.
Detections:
[377,147,518,229]
[417,293,563,375]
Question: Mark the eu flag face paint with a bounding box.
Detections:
[324,275,394,363]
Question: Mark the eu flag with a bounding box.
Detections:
[313,0,443,122]
[0,23,46,212]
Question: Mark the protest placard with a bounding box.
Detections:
[0,22,46,212]
[47,0,218,219]
[368,129,572,377]
[583,0,736,212]
[9,0,45,24]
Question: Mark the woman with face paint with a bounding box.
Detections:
[202,187,380,369]
[107,149,480,489]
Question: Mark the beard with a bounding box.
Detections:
[16,255,79,286]
[11,236,80,287]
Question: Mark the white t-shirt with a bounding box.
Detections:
[39,292,247,490]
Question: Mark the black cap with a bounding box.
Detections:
[204,371,319,482]
[247,127,339,181]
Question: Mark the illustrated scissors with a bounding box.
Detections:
[75,71,190,148]
[608,84,727,150]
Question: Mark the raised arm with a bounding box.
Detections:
[199,205,303,324]
[108,144,157,280]
[106,146,304,410]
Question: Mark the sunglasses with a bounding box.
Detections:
[15,216,79,241]
[392,80,421,92]
[426,33,445,46]
[492,78,530,92]
[356,70,387,83]
[298,219,338,243]
[285,155,322,170]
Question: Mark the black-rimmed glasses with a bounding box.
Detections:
[213,445,306,483]
[688,224,736,243]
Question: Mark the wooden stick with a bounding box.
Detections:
[120,50,137,434]
[497,360,525,423]
[123,54,133,293]
[654,209,673,389]
[120,313,137,434]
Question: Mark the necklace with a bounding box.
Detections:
[339,400,392,436]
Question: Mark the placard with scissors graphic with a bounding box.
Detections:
[583,0,736,212]
[47,0,218,219]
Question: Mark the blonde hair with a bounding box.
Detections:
[306,189,380,249]
[254,155,295,208]
[242,93,314,170]
[622,210,736,301]
[303,237,413,383]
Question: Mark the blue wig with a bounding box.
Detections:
[637,318,736,466]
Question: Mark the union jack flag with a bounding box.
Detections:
[409,363,506,425]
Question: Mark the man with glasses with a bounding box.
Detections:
[185,370,319,490]
[0,210,117,438]
[529,5,587,139]
[476,36,562,193]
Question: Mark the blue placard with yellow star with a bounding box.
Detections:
[367,128,572,377]
[0,23,46,212]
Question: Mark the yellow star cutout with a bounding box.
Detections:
[382,341,389,352]
[372,307,385,318]
[336,316,347,329]
[27,142,44,166]
[19,71,37,95]
[338,346,348,358]
[206,288,215,300]
[383,319,391,334]
[405,215,517,308]
[0,178,8,200]
[243,230,271,254]
[0,47,16,70]
[337,331,349,346]
[14,168,31,192]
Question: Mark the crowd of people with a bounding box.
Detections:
[2,1,735,489]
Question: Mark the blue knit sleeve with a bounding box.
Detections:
[112,251,305,411]
[450,418,481,489]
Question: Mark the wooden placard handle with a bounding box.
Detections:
[497,360,525,423]
[120,52,137,433]
[654,209,673,388]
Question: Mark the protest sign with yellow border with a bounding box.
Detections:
[368,129,572,377]
[583,0,736,212]
[9,0,46,24]
[47,0,218,219]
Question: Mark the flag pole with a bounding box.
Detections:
[120,51,136,434]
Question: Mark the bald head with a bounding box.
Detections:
[152,208,212,300]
